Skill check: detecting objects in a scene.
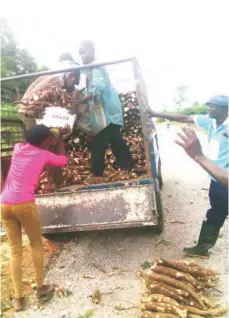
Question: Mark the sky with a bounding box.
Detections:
[1,0,228,110]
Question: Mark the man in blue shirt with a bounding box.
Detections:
[148,95,228,257]
[77,40,133,177]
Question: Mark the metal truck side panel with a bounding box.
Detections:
[36,184,157,233]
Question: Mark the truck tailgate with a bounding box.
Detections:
[36,183,157,233]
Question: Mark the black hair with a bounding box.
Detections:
[59,53,74,62]
[25,124,54,146]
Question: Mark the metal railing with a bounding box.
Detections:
[1,57,152,153]
[0,57,135,82]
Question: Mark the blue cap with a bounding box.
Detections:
[206,95,228,108]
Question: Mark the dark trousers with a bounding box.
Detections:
[206,180,228,229]
[91,124,133,176]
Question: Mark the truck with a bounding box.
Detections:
[1,57,164,237]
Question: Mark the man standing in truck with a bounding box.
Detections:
[148,95,228,257]
[77,40,133,179]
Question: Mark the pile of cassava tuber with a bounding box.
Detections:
[36,91,148,194]
[139,258,228,318]
[18,87,74,113]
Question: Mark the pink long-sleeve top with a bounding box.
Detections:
[1,143,68,204]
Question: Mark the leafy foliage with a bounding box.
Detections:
[141,261,153,270]
[1,103,18,119]
[1,18,49,103]
[156,104,207,122]
[176,104,207,115]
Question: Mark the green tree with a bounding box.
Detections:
[177,104,207,115]
[1,19,48,102]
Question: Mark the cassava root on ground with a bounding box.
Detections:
[139,259,227,318]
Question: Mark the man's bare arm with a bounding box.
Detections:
[175,128,228,188]
[147,110,195,124]
[195,155,228,188]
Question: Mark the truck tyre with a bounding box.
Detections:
[153,189,164,234]
[158,166,163,190]
[143,182,164,234]
[157,158,163,190]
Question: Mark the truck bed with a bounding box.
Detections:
[35,178,158,233]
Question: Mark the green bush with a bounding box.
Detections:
[175,105,207,115]
[1,103,18,119]
[156,105,207,120]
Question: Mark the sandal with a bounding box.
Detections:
[37,284,55,302]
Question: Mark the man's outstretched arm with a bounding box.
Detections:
[175,128,228,188]
[147,109,195,124]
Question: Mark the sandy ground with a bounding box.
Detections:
[14,125,228,318]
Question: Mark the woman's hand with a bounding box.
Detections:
[175,127,203,160]
[59,125,71,140]
[59,126,71,135]
[50,126,71,143]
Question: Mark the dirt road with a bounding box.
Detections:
[15,125,228,318]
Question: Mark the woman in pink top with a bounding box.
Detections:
[1,124,68,312]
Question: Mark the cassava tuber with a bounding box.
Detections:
[147,273,206,309]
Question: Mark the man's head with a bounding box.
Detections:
[79,40,95,65]
[64,72,80,92]
[55,60,80,92]
[25,125,57,149]
[62,62,80,92]
[206,95,228,120]
[59,53,74,62]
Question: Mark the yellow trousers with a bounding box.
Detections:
[1,201,44,298]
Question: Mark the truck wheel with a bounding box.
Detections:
[158,158,163,190]
[153,190,164,234]
[158,166,163,190]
